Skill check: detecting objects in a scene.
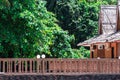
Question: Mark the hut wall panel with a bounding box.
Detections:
[111,43,117,58]
[94,49,98,58]
[117,43,120,57]
[97,49,105,58]
[94,45,98,58]
[90,45,98,58]
[105,43,111,58]
[90,45,94,58]
[97,44,105,58]
[105,48,112,58]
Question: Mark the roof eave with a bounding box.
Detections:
[77,43,90,47]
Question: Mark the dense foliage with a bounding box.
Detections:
[46,0,116,47]
[0,0,75,58]
[0,0,116,58]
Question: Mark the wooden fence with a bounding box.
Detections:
[0,58,120,75]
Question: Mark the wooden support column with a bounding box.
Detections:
[105,42,112,58]
[117,42,120,58]
[111,42,117,58]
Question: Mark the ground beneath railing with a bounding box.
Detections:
[0,74,120,80]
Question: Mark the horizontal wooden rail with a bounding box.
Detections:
[0,58,120,74]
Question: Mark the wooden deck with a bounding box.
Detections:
[0,58,120,75]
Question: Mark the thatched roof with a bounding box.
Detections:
[100,5,117,34]
[77,31,120,46]
[77,5,118,46]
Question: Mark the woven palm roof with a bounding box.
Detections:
[100,5,117,34]
[77,31,120,46]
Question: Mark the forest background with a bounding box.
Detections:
[0,0,116,58]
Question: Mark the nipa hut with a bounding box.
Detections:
[77,1,120,58]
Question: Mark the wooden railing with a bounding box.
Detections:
[0,58,120,74]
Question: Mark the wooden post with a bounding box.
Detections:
[3,60,5,73]
[30,59,32,73]
[37,59,39,73]
[18,60,21,73]
[42,59,45,74]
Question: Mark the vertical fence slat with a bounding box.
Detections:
[7,60,8,73]
[42,59,45,74]
[21,60,23,73]
[14,60,16,73]
[29,59,31,73]
[37,59,39,73]
[18,60,21,73]
[0,60,2,72]
[3,61,5,72]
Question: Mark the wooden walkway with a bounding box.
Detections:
[0,58,120,75]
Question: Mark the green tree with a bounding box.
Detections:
[46,0,100,47]
[50,31,74,58]
[46,0,117,47]
[0,0,75,58]
[45,0,117,58]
